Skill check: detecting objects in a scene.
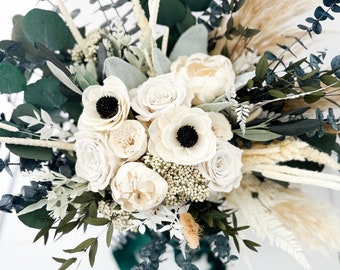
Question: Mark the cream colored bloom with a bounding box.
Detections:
[75,131,119,192]
[77,76,130,131]
[170,53,235,105]
[111,162,168,211]
[148,106,216,165]
[198,139,243,193]
[208,112,233,140]
[130,73,193,122]
[108,120,147,161]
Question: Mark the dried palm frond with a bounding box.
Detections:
[210,0,318,61]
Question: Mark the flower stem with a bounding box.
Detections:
[54,0,89,58]
[0,137,74,151]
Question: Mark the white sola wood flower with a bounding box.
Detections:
[148,106,216,165]
[108,119,147,161]
[77,75,130,131]
[111,162,168,211]
[198,139,243,193]
[75,131,119,192]
[170,53,235,105]
[130,73,193,122]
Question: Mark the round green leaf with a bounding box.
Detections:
[176,6,196,34]
[141,0,187,26]
[11,103,39,127]
[0,64,26,94]
[18,206,54,229]
[24,78,68,111]
[6,144,53,160]
[180,0,212,11]
[23,9,69,51]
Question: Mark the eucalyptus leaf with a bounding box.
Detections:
[267,119,321,136]
[64,237,97,253]
[23,9,69,51]
[169,24,208,61]
[106,222,114,247]
[196,101,234,112]
[153,48,171,75]
[57,258,77,270]
[89,239,98,267]
[140,0,187,26]
[84,217,110,226]
[104,56,147,89]
[6,144,53,160]
[233,128,281,141]
[331,55,340,78]
[255,54,268,80]
[46,61,83,96]
[0,64,26,94]
[18,206,54,229]
[24,78,68,111]
[72,64,99,90]
[180,0,212,11]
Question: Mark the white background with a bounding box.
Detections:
[0,1,340,270]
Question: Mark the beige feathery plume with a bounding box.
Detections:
[242,137,340,171]
[271,193,340,257]
[210,0,319,60]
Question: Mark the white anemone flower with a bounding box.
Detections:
[148,106,217,165]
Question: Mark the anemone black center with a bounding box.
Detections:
[96,96,119,119]
[176,125,198,148]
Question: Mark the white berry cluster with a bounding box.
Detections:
[143,153,210,206]
[97,200,132,231]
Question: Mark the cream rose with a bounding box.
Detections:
[77,75,130,131]
[198,139,243,193]
[170,53,236,105]
[130,73,193,122]
[75,131,119,192]
[108,120,147,161]
[208,112,233,140]
[111,162,168,211]
[148,106,216,165]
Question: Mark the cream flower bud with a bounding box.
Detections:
[198,139,243,193]
[208,112,233,140]
[148,106,216,165]
[111,162,168,211]
[130,73,193,122]
[170,53,235,105]
[75,131,119,192]
[77,75,130,131]
[108,120,147,161]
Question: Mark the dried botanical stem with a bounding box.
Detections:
[0,136,74,151]
[54,0,89,58]
[0,123,19,132]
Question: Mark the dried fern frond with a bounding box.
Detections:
[227,174,312,270]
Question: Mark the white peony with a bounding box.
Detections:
[108,120,147,161]
[198,139,243,193]
[170,53,235,105]
[130,73,194,122]
[111,162,168,211]
[75,131,119,192]
[148,106,216,165]
[208,112,233,140]
[77,75,130,131]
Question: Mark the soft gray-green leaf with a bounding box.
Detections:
[104,57,147,89]
[169,24,208,61]
[153,48,171,75]
[71,64,99,90]
[233,128,281,141]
